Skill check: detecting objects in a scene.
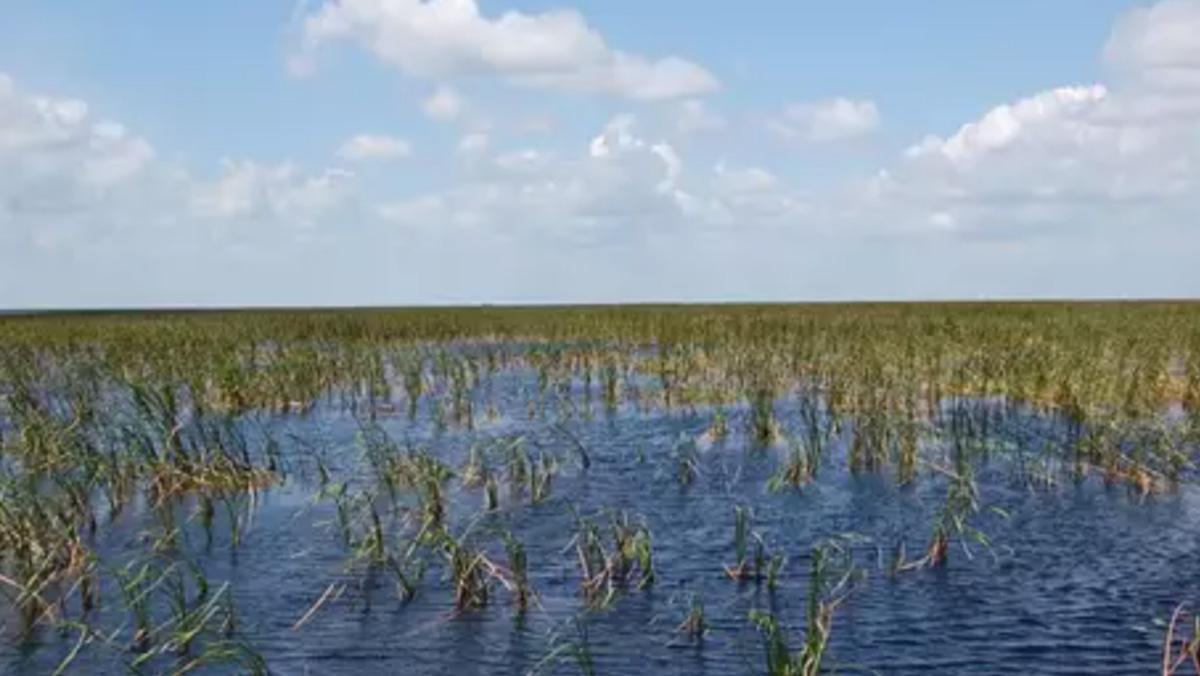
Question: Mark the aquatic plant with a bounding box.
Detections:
[1164,604,1200,676]
[748,381,780,447]
[2,301,1199,673]
[709,407,729,442]
[503,532,533,612]
[725,506,775,583]
[769,438,815,492]
[750,537,862,676]
[461,443,490,489]
[531,616,596,676]
[895,454,1004,571]
[675,592,709,642]
[673,434,702,486]
[569,509,655,608]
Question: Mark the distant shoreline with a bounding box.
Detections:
[2,297,1199,318]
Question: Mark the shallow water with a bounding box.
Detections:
[3,368,1199,676]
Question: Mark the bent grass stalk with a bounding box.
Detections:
[750,537,862,676]
[725,506,776,583]
[1164,604,1200,676]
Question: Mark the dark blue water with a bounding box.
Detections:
[3,372,1198,676]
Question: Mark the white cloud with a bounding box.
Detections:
[383,114,699,243]
[768,98,881,143]
[457,132,490,155]
[377,194,445,227]
[650,143,682,193]
[905,85,1110,166]
[493,148,555,174]
[192,161,355,229]
[0,73,156,214]
[588,113,643,157]
[841,0,1200,240]
[706,162,806,228]
[674,98,726,135]
[294,0,718,101]
[79,123,157,187]
[0,72,366,308]
[335,133,412,161]
[422,84,464,121]
[1104,0,1200,91]
[712,163,779,194]
[11,0,1200,307]
[0,72,359,250]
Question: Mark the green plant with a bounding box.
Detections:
[1163,604,1200,675]
[749,537,862,676]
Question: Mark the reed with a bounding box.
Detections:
[725,505,775,583]
[531,616,596,676]
[2,302,1199,673]
[503,532,533,612]
[675,592,708,642]
[1164,604,1200,676]
[750,537,862,676]
[569,510,655,608]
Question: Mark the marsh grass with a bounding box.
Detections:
[2,303,1199,672]
[1164,604,1200,676]
[530,616,596,676]
[750,537,863,676]
[673,592,709,642]
[569,509,655,609]
[725,506,782,584]
[893,454,1006,572]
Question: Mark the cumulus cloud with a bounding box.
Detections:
[712,163,779,194]
[904,85,1110,166]
[379,113,811,244]
[0,74,156,216]
[492,148,555,174]
[1104,0,1200,91]
[191,161,354,229]
[335,133,413,161]
[705,162,806,228]
[10,0,1200,307]
[376,193,445,227]
[456,132,490,156]
[0,72,379,311]
[587,113,641,157]
[876,1,1200,238]
[381,114,699,243]
[292,0,718,101]
[0,71,360,259]
[768,98,880,143]
[673,98,726,135]
[421,84,464,121]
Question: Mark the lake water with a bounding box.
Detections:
[2,366,1198,676]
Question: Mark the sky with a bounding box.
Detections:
[1,0,1199,308]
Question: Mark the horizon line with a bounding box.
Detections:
[3,297,1199,317]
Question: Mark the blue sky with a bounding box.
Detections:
[1,0,1198,307]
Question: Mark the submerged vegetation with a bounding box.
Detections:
[1,302,1199,674]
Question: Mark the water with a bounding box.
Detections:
[2,369,1198,676]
